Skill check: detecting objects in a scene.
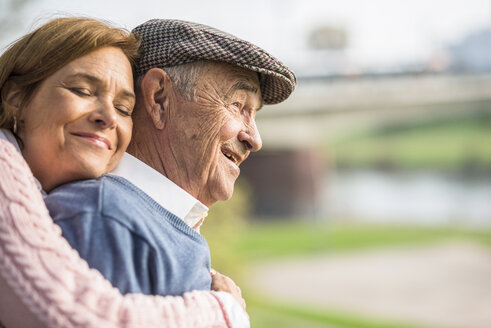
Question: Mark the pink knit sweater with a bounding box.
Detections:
[0,139,231,328]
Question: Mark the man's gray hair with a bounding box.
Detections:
[164,61,209,102]
[136,61,208,102]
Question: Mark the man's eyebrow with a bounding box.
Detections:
[66,73,135,100]
[228,81,264,110]
[231,81,258,94]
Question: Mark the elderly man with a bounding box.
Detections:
[45,19,295,326]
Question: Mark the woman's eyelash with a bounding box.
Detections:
[70,88,91,96]
[115,107,131,117]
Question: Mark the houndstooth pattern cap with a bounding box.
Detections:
[132,19,296,105]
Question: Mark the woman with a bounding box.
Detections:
[0,17,137,191]
[0,17,241,328]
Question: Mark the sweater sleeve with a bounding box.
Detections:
[0,139,241,328]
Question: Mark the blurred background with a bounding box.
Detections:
[2,0,490,327]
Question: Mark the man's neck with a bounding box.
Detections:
[127,138,200,203]
[127,141,168,178]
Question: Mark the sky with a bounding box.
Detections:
[1,0,490,75]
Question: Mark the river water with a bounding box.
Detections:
[321,169,491,227]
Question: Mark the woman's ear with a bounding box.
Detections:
[1,81,23,112]
[140,68,172,130]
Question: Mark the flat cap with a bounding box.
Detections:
[132,19,296,105]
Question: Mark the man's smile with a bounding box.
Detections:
[221,144,246,167]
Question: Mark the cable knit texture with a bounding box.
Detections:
[0,139,231,328]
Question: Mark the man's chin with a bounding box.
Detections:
[205,185,235,207]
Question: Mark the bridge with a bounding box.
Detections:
[257,73,491,148]
[241,72,491,217]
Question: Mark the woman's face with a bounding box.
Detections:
[17,46,135,191]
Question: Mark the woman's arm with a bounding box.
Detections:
[0,139,237,328]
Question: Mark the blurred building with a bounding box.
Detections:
[291,24,352,77]
[448,28,491,73]
[240,149,322,218]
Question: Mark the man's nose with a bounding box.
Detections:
[88,100,117,129]
[238,118,262,152]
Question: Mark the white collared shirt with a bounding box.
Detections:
[111,153,208,231]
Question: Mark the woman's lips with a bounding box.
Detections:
[71,132,112,150]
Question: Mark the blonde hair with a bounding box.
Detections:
[0,17,140,128]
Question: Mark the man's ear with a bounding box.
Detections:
[140,68,172,130]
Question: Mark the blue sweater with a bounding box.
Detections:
[45,174,212,296]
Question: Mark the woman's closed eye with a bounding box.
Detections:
[69,87,92,97]
[115,105,131,117]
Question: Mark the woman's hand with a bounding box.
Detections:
[211,269,246,311]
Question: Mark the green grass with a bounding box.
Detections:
[247,295,430,328]
[326,114,491,170]
[205,195,491,328]
[235,221,491,262]
[234,221,491,328]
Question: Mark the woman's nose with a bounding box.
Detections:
[88,101,117,129]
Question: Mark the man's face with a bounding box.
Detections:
[165,62,262,206]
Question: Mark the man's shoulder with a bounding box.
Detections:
[45,175,175,233]
[45,175,126,204]
[45,175,148,221]
[45,176,102,211]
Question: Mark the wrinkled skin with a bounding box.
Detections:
[5,47,134,191]
[129,62,262,207]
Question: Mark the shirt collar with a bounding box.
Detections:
[111,153,208,230]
